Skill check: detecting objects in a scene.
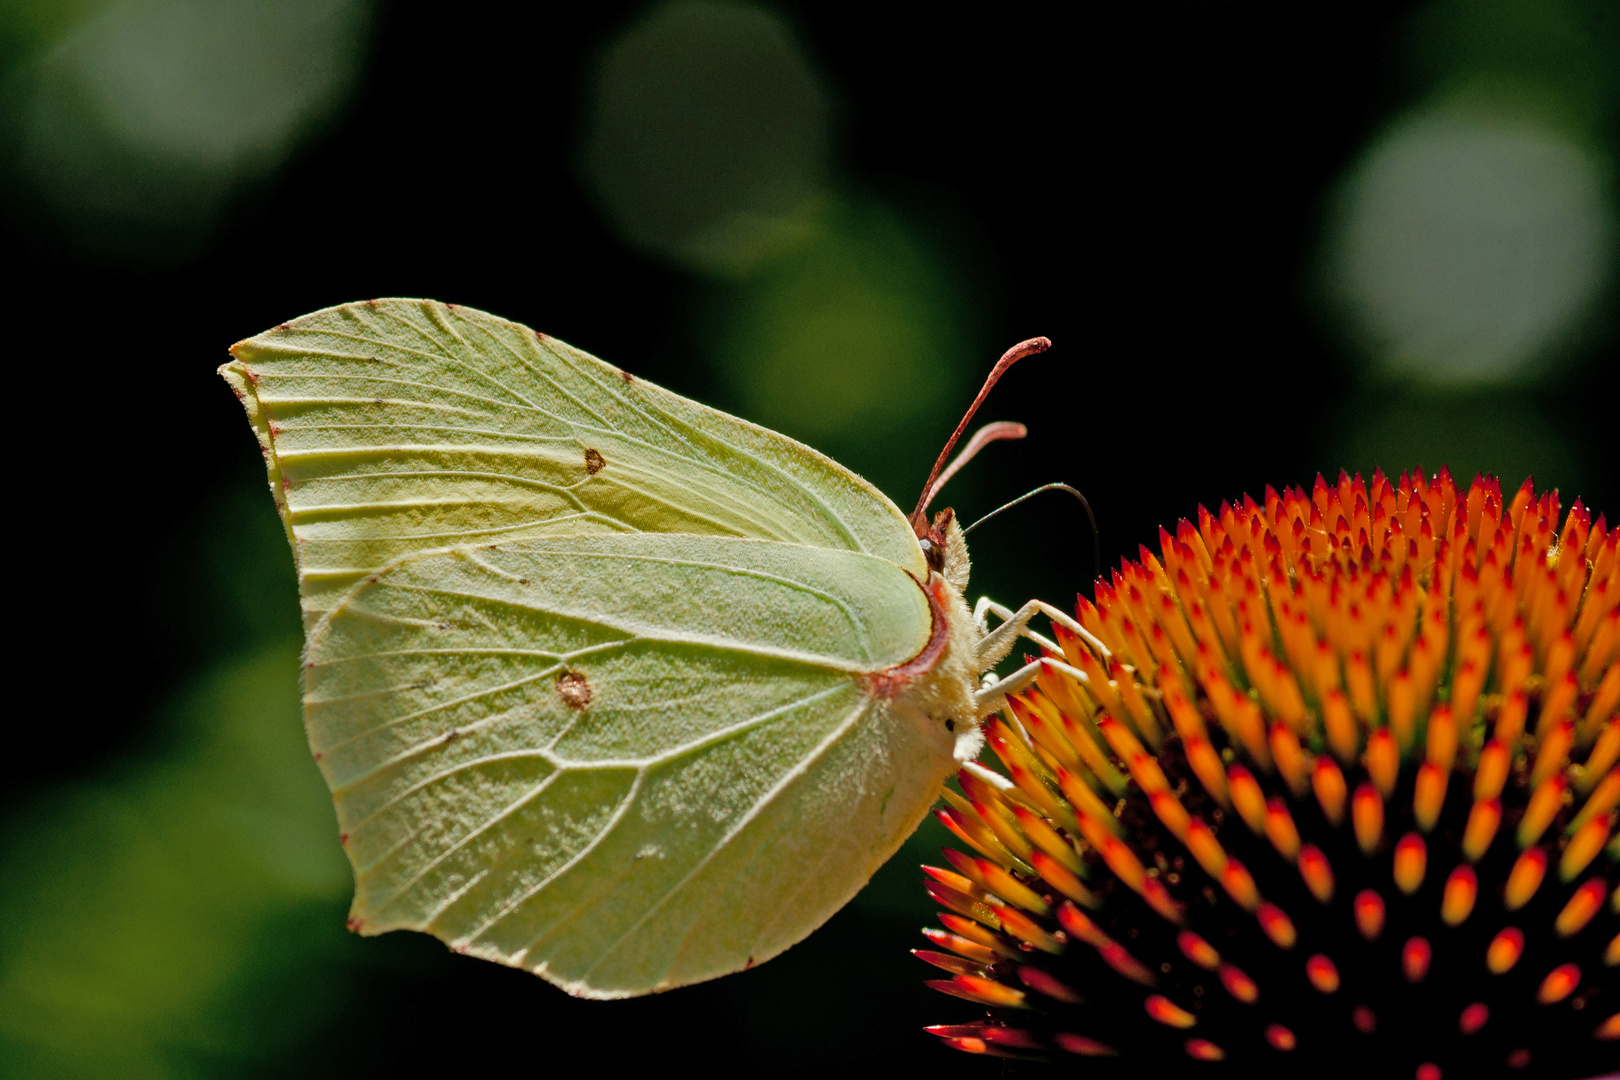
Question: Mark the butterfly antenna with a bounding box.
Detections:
[964,482,1101,582]
[911,336,1051,533]
[920,421,1027,515]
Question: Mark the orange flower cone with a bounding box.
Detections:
[921,469,1617,1078]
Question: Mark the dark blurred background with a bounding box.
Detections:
[1,2,1614,1076]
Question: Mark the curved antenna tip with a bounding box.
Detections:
[1004,337,1052,361]
[911,337,1052,529]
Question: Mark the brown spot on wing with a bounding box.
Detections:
[584,448,606,475]
[557,671,593,710]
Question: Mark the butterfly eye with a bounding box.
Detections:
[918,536,945,573]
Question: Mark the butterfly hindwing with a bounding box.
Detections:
[308,533,952,995]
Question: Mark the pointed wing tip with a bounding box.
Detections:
[225,330,274,364]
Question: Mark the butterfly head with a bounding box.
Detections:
[913,506,972,598]
[916,508,950,574]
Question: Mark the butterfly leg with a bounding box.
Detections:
[972,597,1109,671]
[971,596,1115,716]
[971,649,1110,716]
[972,659,1044,714]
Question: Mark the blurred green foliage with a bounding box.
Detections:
[700,197,977,498]
[0,0,374,264]
[1329,390,1586,497]
[0,0,106,69]
[1402,0,1618,135]
[0,472,353,1078]
[0,644,352,1079]
[579,0,830,275]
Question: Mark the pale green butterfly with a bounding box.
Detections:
[221,298,1073,998]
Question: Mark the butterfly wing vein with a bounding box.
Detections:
[295,477,953,998]
[224,301,950,995]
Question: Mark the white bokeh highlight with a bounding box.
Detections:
[3,0,372,261]
[1328,105,1614,384]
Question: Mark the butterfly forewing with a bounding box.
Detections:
[307,533,950,995]
[223,299,927,616]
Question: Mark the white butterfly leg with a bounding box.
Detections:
[972,596,1047,667]
[972,659,1043,714]
[970,594,1107,716]
[972,596,1110,670]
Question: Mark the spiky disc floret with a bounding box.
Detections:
[920,470,1618,1078]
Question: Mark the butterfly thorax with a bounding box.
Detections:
[883,514,986,763]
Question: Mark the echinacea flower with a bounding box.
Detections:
[921,469,1617,1078]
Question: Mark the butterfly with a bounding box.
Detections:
[221,298,1064,997]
